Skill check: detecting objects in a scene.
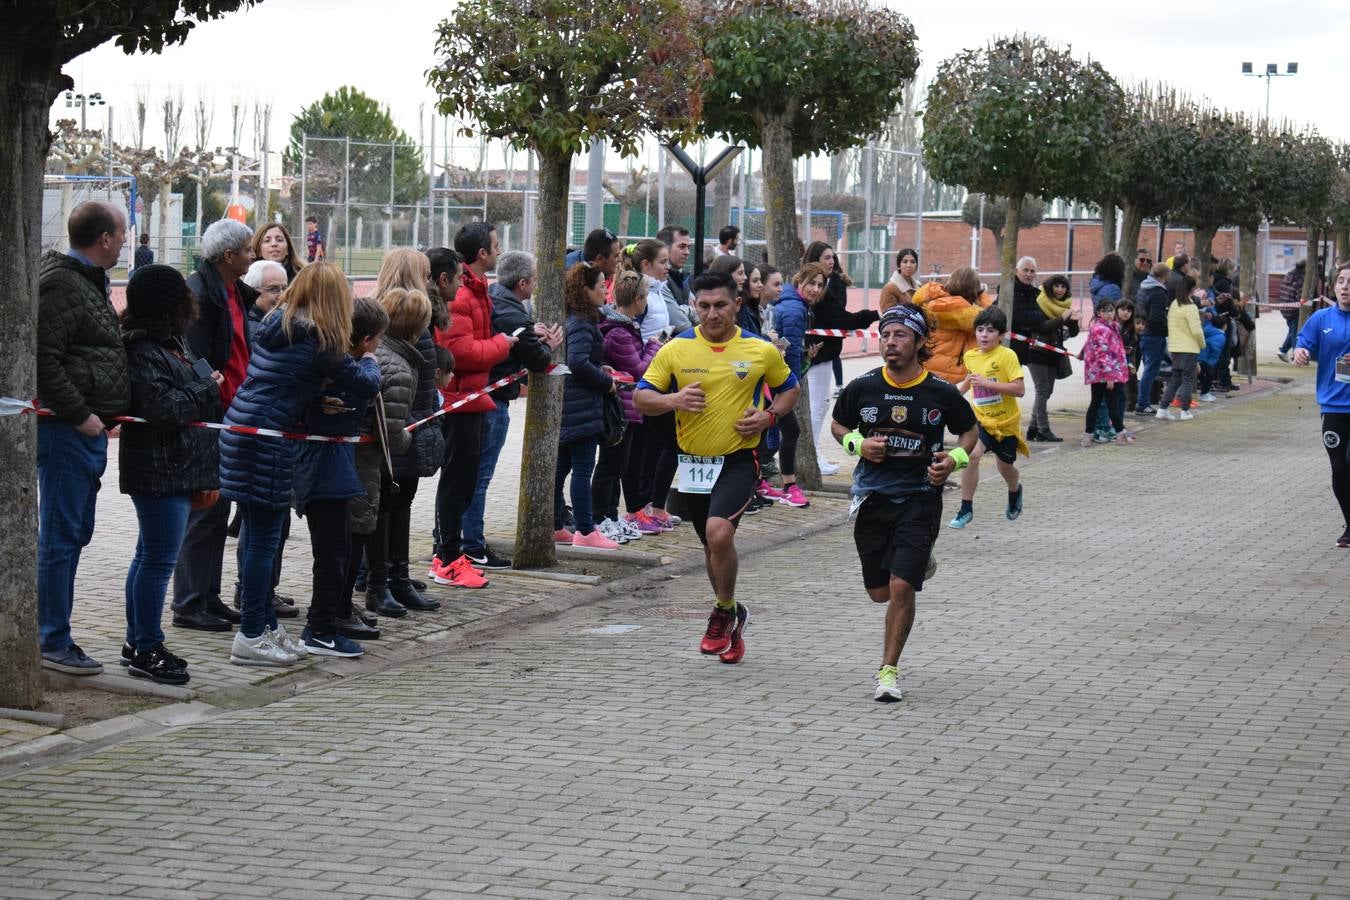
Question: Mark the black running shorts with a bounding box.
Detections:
[978,426,1020,465]
[679,448,759,545]
[853,491,943,591]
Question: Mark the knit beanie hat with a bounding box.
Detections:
[127,264,189,318]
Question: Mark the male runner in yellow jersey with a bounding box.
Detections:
[635,271,800,664]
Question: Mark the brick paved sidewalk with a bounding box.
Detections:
[0,368,1344,897]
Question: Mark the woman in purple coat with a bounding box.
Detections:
[592,270,663,542]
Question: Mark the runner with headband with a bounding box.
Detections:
[831,303,978,702]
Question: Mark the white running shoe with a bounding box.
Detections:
[1156,407,1171,420]
[596,518,630,544]
[1198,392,1217,402]
[817,458,840,475]
[268,624,307,659]
[230,631,298,667]
[1178,410,1194,420]
[874,665,903,702]
[617,517,643,540]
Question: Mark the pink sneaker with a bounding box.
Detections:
[573,529,619,550]
[646,509,677,531]
[553,528,574,544]
[780,484,809,508]
[757,479,786,501]
[625,512,662,535]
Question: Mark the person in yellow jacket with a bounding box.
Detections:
[949,306,1027,528]
[1157,277,1206,420]
[911,266,993,384]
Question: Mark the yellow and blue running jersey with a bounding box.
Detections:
[638,326,797,457]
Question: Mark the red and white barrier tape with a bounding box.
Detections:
[804,327,1082,361]
[1,363,574,443]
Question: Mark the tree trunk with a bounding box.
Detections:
[1099,202,1117,260]
[997,192,1024,319]
[512,150,571,569]
[1236,224,1259,380]
[1299,226,1320,329]
[0,62,58,709]
[1192,224,1217,286]
[760,116,820,487]
[1115,202,1144,261]
[761,114,800,271]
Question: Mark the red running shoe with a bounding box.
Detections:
[699,606,735,655]
[719,603,748,664]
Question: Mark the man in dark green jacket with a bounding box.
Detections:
[36,201,130,675]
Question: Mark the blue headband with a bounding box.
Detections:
[879,306,928,339]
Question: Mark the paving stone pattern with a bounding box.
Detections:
[0,358,1345,898]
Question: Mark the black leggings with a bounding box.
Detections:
[639,413,677,511]
[1084,383,1125,434]
[1325,413,1350,528]
[778,410,801,477]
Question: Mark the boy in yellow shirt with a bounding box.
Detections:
[950,306,1028,528]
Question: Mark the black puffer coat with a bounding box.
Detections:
[398,328,445,479]
[807,272,878,365]
[119,330,222,496]
[37,251,129,424]
[351,335,422,534]
[559,312,613,445]
[218,312,380,508]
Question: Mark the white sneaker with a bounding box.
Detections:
[230,631,298,667]
[1198,392,1217,402]
[817,458,839,475]
[617,517,643,540]
[874,665,903,702]
[1178,410,1194,421]
[268,624,307,659]
[1155,407,1170,420]
[596,519,629,544]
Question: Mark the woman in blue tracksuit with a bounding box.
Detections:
[1294,260,1350,548]
[218,262,380,667]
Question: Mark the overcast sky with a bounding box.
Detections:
[58,0,1350,157]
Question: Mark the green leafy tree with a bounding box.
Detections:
[0,1,259,710]
[286,87,428,212]
[1166,110,1256,284]
[922,35,1121,315]
[1264,129,1339,324]
[961,193,1044,260]
[428,0,698,568]
[697,0,918,490]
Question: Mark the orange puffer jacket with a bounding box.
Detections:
[912,282,994,383]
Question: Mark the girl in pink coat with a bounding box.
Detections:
[1081,298,1135,446]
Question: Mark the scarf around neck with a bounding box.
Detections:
[1037,288,1071,321]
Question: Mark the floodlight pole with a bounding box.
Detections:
[1241,62,1298,120]
[665,143,743,276]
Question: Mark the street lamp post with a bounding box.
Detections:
[1241,62,1298,120]
[64,90,106,133]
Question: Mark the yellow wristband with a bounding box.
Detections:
[842,430,864,457]
[948,446,970,470]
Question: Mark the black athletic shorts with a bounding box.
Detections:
[978,426,1020,465]
[679,448,759,545]
[853,491,943,591]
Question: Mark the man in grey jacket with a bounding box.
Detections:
[460,251,562,569]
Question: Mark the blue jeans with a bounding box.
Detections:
[461,400,510,552]
[555,436,599,535]
[238,503,287,637]
[1137,335,1167,409]
[1279,316,1299,353]
[37,423,107,653]
[126,494,192,652]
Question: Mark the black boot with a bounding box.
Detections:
[365,586,408,618]
[336,611,381,639]
[390,577,440,611]
[1026,425,1042,442]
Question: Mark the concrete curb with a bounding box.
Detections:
[0,701,222,774]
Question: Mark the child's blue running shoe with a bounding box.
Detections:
[948,509,973,529]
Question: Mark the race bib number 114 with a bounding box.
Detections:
[677,454,724,494]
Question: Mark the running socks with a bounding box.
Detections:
[714,597,737,611]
